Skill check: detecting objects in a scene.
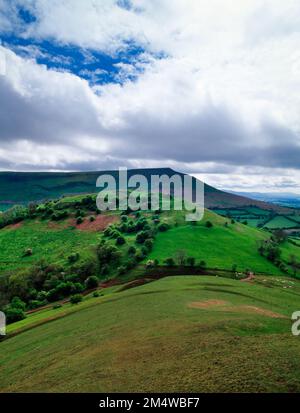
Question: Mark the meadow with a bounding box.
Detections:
[1,275,300,392]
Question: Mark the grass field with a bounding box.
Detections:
[148,211,284,274]
[264,216,299,230]
[1,275,300,392]
[0,219,100,274]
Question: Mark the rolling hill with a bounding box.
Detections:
[1,275,300,392]
[0,168,293,213]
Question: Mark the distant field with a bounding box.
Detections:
[264,216,299,230]
[1,275,300,392]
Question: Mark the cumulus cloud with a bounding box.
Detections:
[0,0,300,192]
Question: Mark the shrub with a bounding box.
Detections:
[52,304,62,309]
[116,236,126,246]
[89,216,95,222]
[97,244,122,266]
[85,276,99,289]
[70,294,83,305]
[93,291,100,298]
[144,239,153,251]
[186,257,195,267]
[10,296,26,311]
[76,217,83,225]
[205,221,213,228]
[128,246,136,255]
[68,252,79,263]
[28,300,45,310]
[23,248,33,257]
[198,260,207,270]
[5,307,26,324]
[134,250,145,262]
[164,257,175,267]
[75,210,85,218]
[117,265,127,275]
[158,223,170,232]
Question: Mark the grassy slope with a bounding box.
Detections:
[149,210,288,275]
[0,219,100,274]
[1,275,300,392]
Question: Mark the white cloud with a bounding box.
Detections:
[0,0,300,192]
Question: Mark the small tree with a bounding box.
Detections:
[186,257,195,267]
[116,236,126,246]
[198,260,207,270]
[164,257,175,267]
[85,276,99,289]
[70,294,82,305]
[175,249,186,266]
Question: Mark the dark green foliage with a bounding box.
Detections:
[164,257,175,267]
[76,217,83,225]
[68,252,79,263]
[186,257,195,267]
[97,244,122,266]
[116,236,126,246]
[85,276,99,289]
[89,216,95,222]
[10,296,26,311]
[70,294,83,305]
[23,248,33,257]
[52,304,62,309]
[128,246,136,255]
[158,223,170,232]
[205,221,213,228]
[5,307,26,324]
[198,260,207,270]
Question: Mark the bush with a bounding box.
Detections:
[117,265,127,275]
[144,239,153,251]
[10,296,26,311]
[128,246,136,255]
[68,252,79,264]
[85,276,99,289]
[116,236,126,246]
[70,294,83,305]
[93,291,100,298]
[5,307,26,324]
[28,300,45,310]
[205,221,213,228]
[198,260,207,270]
[76,217,83,225]
[164,257,175,267]
[52,304,62,310]
[158,223,170,232]
[89,216,96,222]
[186,257,195,267]
[23,248,33,257]
[97,244,122,266]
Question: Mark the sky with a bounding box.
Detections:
[0,0,300,193]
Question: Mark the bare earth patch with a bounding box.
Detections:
[188,300,286,318]
[5,222,23,230]
[188,299,229,309]
[228,305,287,319]
[75,214,119,232]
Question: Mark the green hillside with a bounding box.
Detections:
[1,275,300,392]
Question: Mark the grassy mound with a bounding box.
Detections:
[1,275,300,392]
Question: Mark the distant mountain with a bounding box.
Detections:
[0,168,294,213]
[228,190,300,209]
